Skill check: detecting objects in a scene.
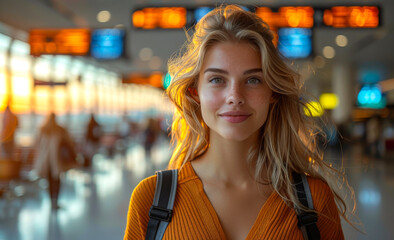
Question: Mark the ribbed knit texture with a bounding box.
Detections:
[124,162,344,239]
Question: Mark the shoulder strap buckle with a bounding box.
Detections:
[149,206,173,222]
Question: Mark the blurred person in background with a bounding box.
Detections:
[143,117,159,160]
[124,5,359,240]
[0,105,19,160]
[366,115,382,158]
[84,113,102,167]
[115,113,132,156]
[118,112,131,141]
[129,119,141,141]
[33,113,77,210]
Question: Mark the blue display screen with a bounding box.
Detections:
[357,84,386,109]
[91,29,125,60]
[194,6,249,23]
[278,28,312,59]
[194,7,214,22]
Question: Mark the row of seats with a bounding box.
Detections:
[0,147,36,199]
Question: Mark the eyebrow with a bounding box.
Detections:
[203,68,263,75]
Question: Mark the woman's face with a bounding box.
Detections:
[196,41,273,142]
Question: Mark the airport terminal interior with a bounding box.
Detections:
[0,0,394,239]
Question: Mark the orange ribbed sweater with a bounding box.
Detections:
[124,162,344,239]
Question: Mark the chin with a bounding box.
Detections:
[217,129,260,143]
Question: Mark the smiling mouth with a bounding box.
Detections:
[219,113,252,123]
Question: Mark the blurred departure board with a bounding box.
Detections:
[278,28,312,58]
[322,6,379,28]
[29,29,90,56]
[132,7,187,29]
[255,7,314,28]
[122,72,164,89]
[131,5,380,29]
[91,29,126,59]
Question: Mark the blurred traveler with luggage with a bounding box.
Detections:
[84,113,102,166]
[33,113,77,210]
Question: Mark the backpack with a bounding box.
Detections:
[146,170,320,240]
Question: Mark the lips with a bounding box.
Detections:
[219,111,252,123]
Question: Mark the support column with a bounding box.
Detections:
[332,61,353,124]
[30,56,37,132]
[5,39,13,107]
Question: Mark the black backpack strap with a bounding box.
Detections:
[146,169,178,240]
[292,172,320,240]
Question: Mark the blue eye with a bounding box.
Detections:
[247,78,261,84]
[209,77,224,84]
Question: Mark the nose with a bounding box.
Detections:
[226,84,245,105]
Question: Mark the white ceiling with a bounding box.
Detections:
[0,0,393,77]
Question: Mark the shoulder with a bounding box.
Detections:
[124,175,156,239]
[132,164,194,201]
[131,174,157,206]
[177,161,200,184]
[307,177,331,196]
[127,165,194,218]
[307,176,344,239]
[125,166,196,239]
[306,177,334,210]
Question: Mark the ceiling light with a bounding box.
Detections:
[335,35,348,47]
[322,46,335,59]
[97,10,111,23]
[139,48,153,61]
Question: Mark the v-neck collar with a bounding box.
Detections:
[183,161,279,240]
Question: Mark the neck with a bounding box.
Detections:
[194,131,259,186]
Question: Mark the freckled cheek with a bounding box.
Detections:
[199,91,223,114]
[251,93,272,105]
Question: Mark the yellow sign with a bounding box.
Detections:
[319,93,339,110]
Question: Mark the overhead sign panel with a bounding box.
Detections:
[357,84,386,109]
[122,72,164,89]
[91,28,126,60]
[278,28,312,58]
[323,6,379,28]
[131,5,380,29]
[29,29,90,56]
[255,6,314,28]
[34,79,68,86]
[132,7,187,29]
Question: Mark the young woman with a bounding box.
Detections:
[124,5,356,240]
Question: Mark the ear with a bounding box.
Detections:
[188,87,200,103]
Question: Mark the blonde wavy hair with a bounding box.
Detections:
[166,5,358,228]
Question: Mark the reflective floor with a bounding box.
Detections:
[0,139,393,240]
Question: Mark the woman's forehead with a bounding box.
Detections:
[200,41,262,72]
